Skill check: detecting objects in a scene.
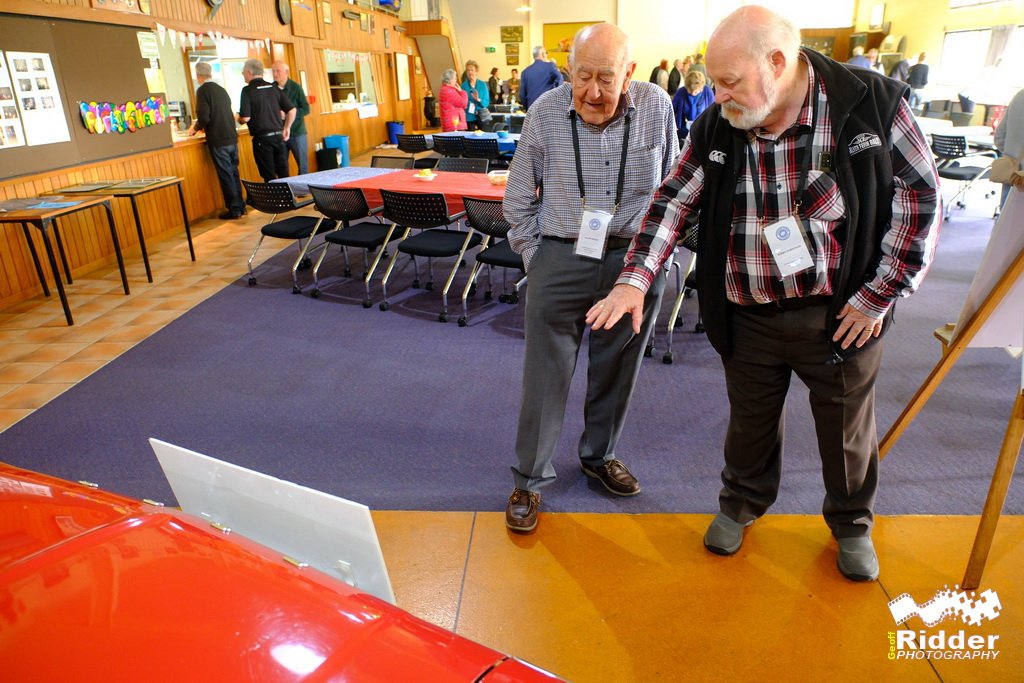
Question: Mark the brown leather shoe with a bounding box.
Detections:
[505,488,540,532]
[581,459,640,496]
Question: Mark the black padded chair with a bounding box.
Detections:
[377,190,481,322]
[371,155,413,169]
[931,133,997,220]
[436,157,489,173]
[241,180,336,293]
[307,186,400,306]
[461,136,512,170]
[431,135,465,157]
[396,133,436,169]
[509,116,525,134]
[457,197,525,327]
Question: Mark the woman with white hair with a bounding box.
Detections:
[438,68,468,132]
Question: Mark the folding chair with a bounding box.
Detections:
[461,136,512,170]
[458,197,526,327]
[431,136,465,157]
[655,249,698,364]
[371,155,413,169]
[307,186,399,307]
[436,157,489,173]
[377,189,481,322]
[931,133,998,220]
[241,180,336,293]
[396,133,436,169]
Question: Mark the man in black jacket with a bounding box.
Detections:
[238,58,295,182]
[190,61,245,219]
[588,5,940,582]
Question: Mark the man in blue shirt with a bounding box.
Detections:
[519,46,563,110]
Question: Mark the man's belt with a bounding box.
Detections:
[736,295,832,315]
[542,235,634,250]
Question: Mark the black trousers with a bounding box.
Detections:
[207,144,245,216]
[251,134,289,182]
[719,302,882,538]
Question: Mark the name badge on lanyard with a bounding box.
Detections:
[746,82,820,280]
[575,209,613,260]
[569,110,630,262]
[762,215,814,277]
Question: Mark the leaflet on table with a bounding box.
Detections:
[5,50,71,147]
[0,51,27,149]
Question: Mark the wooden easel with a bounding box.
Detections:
[880,194,1024,590]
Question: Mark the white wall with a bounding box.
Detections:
[448,0,856,86]
[619,1,856,79]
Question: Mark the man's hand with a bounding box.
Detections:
[832,303,883,349]
[283,129,291,142]
[585,284,646,334]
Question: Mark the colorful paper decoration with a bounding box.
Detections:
[79,97,168,134]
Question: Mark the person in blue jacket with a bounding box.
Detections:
[462,60,490,131]
[519,46,564,110]
[671,70,715,146]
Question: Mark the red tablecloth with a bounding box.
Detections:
[335,170,505,215]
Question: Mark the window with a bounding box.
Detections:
[937,26,1023,103]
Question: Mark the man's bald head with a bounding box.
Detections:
[708,5,800,69]
[570,22,631,71]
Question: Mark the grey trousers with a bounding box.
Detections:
[719,303,882,538]
[512,239,666,492]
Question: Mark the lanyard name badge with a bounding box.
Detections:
[570,111,631,261]
[747,86,819,279]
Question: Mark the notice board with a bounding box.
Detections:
[0,14,171,180]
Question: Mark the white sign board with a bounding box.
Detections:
[150,438,395,603]
[952,191,1024,350]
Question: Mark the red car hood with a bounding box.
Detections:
[0,464,559,682]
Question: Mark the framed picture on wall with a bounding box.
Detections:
[323,1,331,24]
[500,26,524,43]
[384,28,390,49]
[359,13,368,32]
[506,56,519,66]
[505,43,519,56]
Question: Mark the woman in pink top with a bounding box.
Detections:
[438,69,469,132]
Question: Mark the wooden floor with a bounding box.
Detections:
[0,159,1019,682]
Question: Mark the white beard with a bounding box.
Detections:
[720,65,777,130]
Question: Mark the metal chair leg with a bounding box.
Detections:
[378,227,411,311]
[247,235,267,286]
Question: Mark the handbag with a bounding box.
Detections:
[476,106,493,125]
[990,155,1021,184]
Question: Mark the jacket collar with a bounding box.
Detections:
[800,48,867,129]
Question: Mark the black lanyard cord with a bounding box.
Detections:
[570,110,631,212]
